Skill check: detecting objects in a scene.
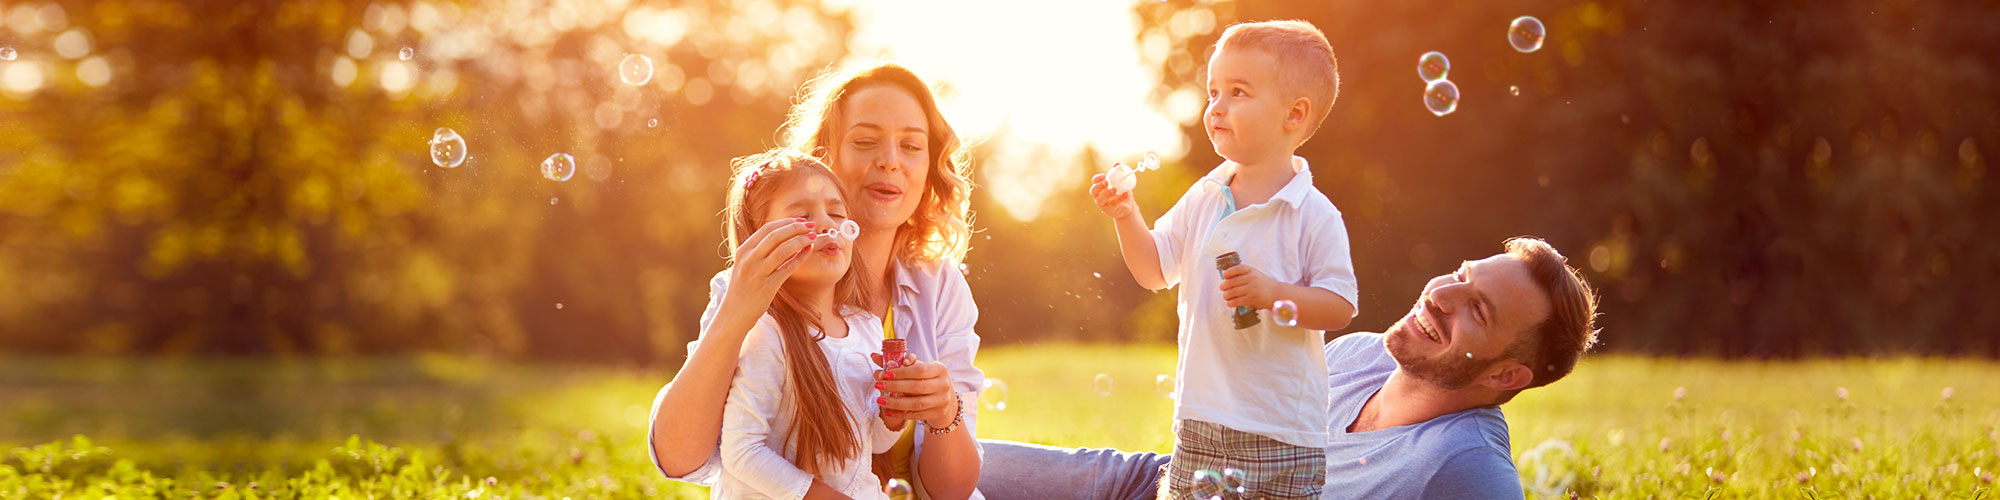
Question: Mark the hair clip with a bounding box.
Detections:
[743,169,761,189]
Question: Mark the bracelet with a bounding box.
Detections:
[925,392,964,435]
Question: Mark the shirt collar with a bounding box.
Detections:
[1200,155,1316,208]
[892,258,922,296]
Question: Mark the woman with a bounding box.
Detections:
[647,62,985,500]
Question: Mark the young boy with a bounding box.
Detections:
[1089,20,1358,499]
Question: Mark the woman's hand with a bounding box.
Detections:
[872,353,959,428]
[723,217,820,310]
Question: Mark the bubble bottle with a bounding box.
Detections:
[1215,252,1258,329]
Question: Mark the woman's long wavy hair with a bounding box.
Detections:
[780,62,976,267]
[722,149,876,476]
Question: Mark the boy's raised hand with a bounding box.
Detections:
[1088,173,1139,220]
[1219,264,1280,310]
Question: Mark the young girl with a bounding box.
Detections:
[716,149,900,500]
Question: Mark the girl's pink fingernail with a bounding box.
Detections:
[877,397,888,405]
[875,382,884,390]
[804,221,816,228]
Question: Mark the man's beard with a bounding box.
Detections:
[1385,323,1485,390]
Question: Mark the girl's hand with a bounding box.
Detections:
[873,353,958,428]
[868,353,911,431]
[725,217,819,308]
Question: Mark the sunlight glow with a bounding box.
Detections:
[833,0,1194,221]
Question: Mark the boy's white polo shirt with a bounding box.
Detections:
[1149,155,1360,448]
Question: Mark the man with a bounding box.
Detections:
[978,237,1600,499]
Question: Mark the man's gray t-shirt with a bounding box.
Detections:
[1321,333,1525,499]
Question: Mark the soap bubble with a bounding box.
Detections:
[886,478,913,500]
[1272,300,1299,328]
[1155,374,1175,399]
[618,54,654,86]
[1510,85,1521,96]
[1424,80,1460,117]
[1139,151,1161,172]
[1092,373,1113,397]
[428,128,467,168]
[0,48,15,61]
[979,378,1009,411]
[399,47,414,61]
[647,118,659,128]
[1418,51,1449,83]
[839,219,860,240]
[1221,468,1248,498]
[541,153,577,182]
[1192,469,1228,500]
[1509,16,1546,53]
[1106,163,1137,194]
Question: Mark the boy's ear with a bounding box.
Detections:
[1284,96,1312,134]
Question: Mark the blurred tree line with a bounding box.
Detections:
[1112,0,1999,357]
[0,0,1994,361]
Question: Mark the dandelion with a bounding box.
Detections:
[1835,386,1848,401]
[1942,387,1954,401]
[1658,437,1671,452]
[1849,437,1863,452]
[484,476,498,487]
[1673,387,1685,400]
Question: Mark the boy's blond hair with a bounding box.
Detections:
[1214,20,1340,143]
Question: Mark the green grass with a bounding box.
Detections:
[2,346,1997,498]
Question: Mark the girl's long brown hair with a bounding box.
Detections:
[722,149,876,476]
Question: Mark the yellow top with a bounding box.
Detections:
[876,306,923,497]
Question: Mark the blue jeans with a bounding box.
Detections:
[976,439,1170,500]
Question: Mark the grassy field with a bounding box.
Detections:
[2,344,1996,499]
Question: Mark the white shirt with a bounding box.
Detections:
[1149,156,1360,448]
[650,260,986,498]
[717,310,901,500]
